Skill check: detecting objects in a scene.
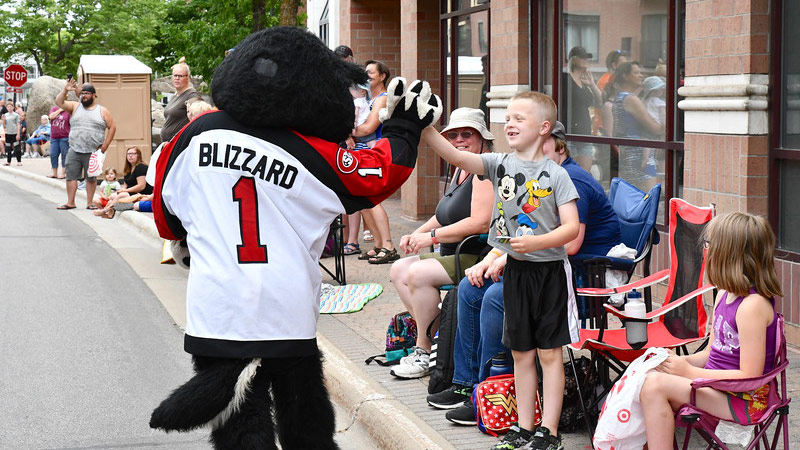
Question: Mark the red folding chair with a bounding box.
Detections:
[567,198,716,439]
[675,314,791,450]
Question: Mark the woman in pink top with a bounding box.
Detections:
[639,212,783,449]
[48,105,71,178]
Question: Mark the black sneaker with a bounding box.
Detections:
[427,384,472,409]
[490,423,534,450]
[528,426,563,450]
[445,399,476,425]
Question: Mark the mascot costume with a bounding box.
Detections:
[148,27,441,449]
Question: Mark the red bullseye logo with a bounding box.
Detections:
[617,409,631,423]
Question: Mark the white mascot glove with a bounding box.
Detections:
[379,77,442,129]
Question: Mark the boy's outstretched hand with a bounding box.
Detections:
[379,78,442,129]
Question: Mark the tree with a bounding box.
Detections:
[0,0,165,77]
[151,0,306,85]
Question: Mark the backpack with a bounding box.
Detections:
[364,311,417,366]
[427,287,459,394]
[472,373,542,436]
[559,355,598,432]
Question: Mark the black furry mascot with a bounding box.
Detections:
[149,27,441,449]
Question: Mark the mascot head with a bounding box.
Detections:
[211,26,369,143]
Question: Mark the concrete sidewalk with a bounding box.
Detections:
[2,157,797,450]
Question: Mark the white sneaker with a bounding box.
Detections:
[77,180,86,190]
[390,347,430,379]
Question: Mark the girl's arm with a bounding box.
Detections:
[353,95,388,137]
[509,200,580,254]
[660,293,774,380]
[420,127,485,175]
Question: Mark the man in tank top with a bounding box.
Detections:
[54,80,117,210]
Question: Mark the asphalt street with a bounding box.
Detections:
[0,175,378,450]
[0,178,210,448]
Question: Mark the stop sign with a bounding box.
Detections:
[4,64,28,88]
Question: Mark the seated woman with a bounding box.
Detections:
[388,108,494,380]
[95,146,152,218]
[428,123,623,424]
[25,115,50,158]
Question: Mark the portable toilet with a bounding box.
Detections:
[76,55,152,172]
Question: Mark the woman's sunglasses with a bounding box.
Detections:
[446,130,474,141]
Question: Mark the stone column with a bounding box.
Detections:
[485,0,530,154]
[399,0,441,219]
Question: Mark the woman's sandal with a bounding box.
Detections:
[342,243,361,255]
[358,247,380,260]
[368,248,400,265]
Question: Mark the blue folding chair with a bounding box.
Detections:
[569,178,662,314]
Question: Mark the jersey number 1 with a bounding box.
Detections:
[232,176,268,263]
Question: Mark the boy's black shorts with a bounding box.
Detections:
[502,257,579,351]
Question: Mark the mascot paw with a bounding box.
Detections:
[379,78,442,129]
[171,239,190,269]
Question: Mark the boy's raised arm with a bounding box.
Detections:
[421,126,485,175]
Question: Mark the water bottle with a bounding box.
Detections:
[624,289,648,350]
[489,352,514,377]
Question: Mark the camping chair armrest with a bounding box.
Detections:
[631,226,659,265]
[453,233,489,283]
[688,360,789,404]
[602,284,715,320]
[576,269,670,297]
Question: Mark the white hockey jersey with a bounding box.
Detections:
[153,110,420,358]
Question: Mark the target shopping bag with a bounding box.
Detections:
[88,149,106,178]
[593,347,669,450]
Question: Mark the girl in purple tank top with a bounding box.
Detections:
[638,212,783,450]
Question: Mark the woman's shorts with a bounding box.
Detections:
[726,383,770,425]
[419,252,481,284]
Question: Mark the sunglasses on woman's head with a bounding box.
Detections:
[446,130,474,141]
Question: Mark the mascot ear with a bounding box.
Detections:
[211,27,367,143]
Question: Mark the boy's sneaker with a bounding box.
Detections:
[528,426,563,450]
[427,383,472,409]
[390,347,430,379]
[445,399,476,425]
[490,423,534,450]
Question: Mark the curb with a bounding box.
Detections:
[1,164,452,450]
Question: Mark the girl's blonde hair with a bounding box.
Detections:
[104,167,118,179]
[704,212,783,299]
[187,100,214,120]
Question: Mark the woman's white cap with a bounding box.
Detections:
[440,107,494,141]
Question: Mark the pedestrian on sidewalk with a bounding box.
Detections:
[48,105,71,179]
[55,80,116,210]
[160,57,201,144]
[2,103,21,166]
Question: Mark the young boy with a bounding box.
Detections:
[422,91,580,450]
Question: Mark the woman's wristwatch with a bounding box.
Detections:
[430,229,440,245]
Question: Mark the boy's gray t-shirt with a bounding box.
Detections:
[480,152,579,262]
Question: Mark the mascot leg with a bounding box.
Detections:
[210,366,276,450]
[270,351,340,450]
[151,356,275,450]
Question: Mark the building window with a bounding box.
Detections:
[641,14,667,68]
[773,0,800,254]
[319,1,329,47]
[543,0,683,224]
[564,14,600,63]
[441,0,490,178]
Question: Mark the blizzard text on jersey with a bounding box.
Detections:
[198,142,298,189]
